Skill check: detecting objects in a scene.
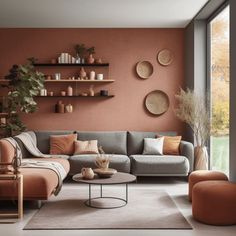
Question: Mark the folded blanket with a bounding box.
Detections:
[3,132,67,195]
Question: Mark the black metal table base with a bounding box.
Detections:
[85,183,128,209]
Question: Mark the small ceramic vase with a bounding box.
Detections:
[81,168,94,180]
[79,67,87,79]
[57,101,65,113]
[89,85,95,96]
[87,54,95,64]
[67,86,73,96]
[89,71,96,80]
[65,104,73,113]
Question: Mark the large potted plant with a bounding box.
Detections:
[175,88,210,170]
[2,58,45,136]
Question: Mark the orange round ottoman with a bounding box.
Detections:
[192,180,236,225]
[188,170,228,201]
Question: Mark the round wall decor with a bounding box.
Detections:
[145,90,170,115]
[136,61,154,79]
[157,49,174,66]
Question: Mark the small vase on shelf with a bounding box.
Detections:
[89,85,95,96]
[67,86,73,96]
[79,67,87,80]
[75,54,81,64]
[87,54,95,64]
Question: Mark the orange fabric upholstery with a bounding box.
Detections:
[157,136,182,155]
[188,170,228,201]
[50,133,77,155]
[0,158,70,200]
[192,180,236,225]
[0,139,15,163]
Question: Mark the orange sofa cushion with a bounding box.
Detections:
[50,133,77,155]
[0,158,70,200]
[157,136,182,155]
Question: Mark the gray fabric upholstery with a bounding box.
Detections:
[35,131,75,154]
[179,141,194,172]
[69,154,130,175]
[127,131,177,155]
[130,155,189,176]
[76,131,127,155]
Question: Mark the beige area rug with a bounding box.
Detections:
[24,188,192,230]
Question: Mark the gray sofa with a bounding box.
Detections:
[15,130,194,177]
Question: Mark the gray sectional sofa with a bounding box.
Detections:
[16,130,194,177]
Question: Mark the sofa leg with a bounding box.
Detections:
[30,200,43,209]
[36,200,42,209]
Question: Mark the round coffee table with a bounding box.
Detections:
[73,172,136,209]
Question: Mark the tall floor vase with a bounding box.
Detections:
[194,146,209,170]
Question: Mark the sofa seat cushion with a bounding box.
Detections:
[130,155,189,176]
[0,158,70,200]
[69,154,130,175]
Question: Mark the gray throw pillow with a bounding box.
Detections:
[142,137,164,155]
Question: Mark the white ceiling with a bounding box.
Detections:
[0,0,209,28]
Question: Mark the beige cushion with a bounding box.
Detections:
[142,137,164,155]
[74,140,99,154]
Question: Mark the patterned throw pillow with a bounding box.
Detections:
[50,133,77,155]
[74,140,99,154]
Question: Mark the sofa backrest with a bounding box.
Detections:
[127,131,177,155]
[77,131,127,155]
[35,131,74,154]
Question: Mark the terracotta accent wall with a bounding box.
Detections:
[0,29,184,133]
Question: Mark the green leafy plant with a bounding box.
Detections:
[74,44,86,57]
[2,58,45,136]
[87,46,95,55]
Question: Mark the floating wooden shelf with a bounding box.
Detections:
[44,79,115,83]
[33,63,109,67]
[0,80,8,83]
[0,113,8,116]
[0,79,115,84]
[36,95,114,98]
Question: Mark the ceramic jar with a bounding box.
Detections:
[89,71,96,80]
[81,168,94,180]
[96,74,103,80]
[58,101,65,113]
[67,86,73,96]
[65,104,73,113]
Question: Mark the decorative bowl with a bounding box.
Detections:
[93,168,117,178]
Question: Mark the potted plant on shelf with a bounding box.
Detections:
[175,88,210,170]
[74,44,86,64]
[1,58,45,136]
[87,46,95,64]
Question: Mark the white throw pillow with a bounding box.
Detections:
[142,137,164,155]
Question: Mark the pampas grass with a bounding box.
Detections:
[175,88,210,147]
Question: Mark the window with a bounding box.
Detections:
[209,6,229,174]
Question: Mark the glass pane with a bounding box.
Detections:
[210,6,229,175]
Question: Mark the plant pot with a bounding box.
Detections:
[194,146,208,170]
[87,54,95,64]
